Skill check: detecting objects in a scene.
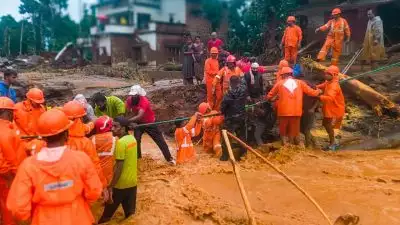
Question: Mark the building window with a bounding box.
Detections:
[137,13,151,30]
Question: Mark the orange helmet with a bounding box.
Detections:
[287,16,296,22]
[26,88,45,104]
[0,97,15,110]
[281,66,293,75]
[62,100,86,119]
[198,102,211,114]
[278,59,289,69]
[226,55,236,63]
[325,65,340,76]
[332,8,341,15]
[210,47,219,54]
[37,109,73,137]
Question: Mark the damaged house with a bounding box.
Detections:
[90,0,228,65]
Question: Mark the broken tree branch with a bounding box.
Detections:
[300,57,400,116]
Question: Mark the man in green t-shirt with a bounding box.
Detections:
[93,93,126,118]
[98,116,137,224]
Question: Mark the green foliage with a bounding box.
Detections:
[227,0,297,56]
[0,0,95,56]
[201,0,223,31]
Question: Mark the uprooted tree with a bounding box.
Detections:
[227,0,297,63]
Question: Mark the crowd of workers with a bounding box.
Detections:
[0,7,387,225]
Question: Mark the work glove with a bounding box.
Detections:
[315,28,320,34]
[345,37,351,44]
[373,40,378,46]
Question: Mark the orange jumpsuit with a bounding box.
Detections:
[14,100,46,136]
[204,57,220,109]
[175,115,198,164]
[67,119,107,187]
[317,76,345,128]
[317,17,351,65]
[267,78,320,137]
[282,25,302,63]
[91,132,116,184]
[202,110,223,157]
[213,66,243,110]
[0,119,26,225]
[6,149,102,225]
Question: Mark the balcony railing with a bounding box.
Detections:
[134,0,161,8]
[91,24,135,35]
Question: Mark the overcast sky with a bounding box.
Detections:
[0,0,97,22]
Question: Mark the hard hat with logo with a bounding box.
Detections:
[37,109,73,137]
[325,65,340,76]
[251,63,260,69]
[62,100,86,119]
[278,59,289,69]
[226,55,236,63]
[198,102,211,114]
[26,88,45,104]
[332,8,342,15]
[287,16,296,22]
[95,116,113,133]
[0,97,15,110]
[281,66,293,75]
[210,47,219,54]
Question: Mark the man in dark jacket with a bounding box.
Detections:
[220,76,247,161]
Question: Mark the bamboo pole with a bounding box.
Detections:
[221,130,257,225]
[226,131,333,225]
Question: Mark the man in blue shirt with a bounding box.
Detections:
[0,69,18,102]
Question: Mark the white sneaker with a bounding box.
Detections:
[168,160,176,166]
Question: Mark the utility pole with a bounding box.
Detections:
[20,20,24,55]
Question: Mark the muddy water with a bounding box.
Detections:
[94,137,400,225]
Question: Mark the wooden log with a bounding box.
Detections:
[341,132,400,151]
[221,130,257,225]
[300,57,399,116]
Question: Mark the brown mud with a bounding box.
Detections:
[16,60,400,224]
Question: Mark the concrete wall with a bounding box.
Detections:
[133,0,186,25]
[111,35,134,64]
[98,36,112,56]
[139,33,157,50]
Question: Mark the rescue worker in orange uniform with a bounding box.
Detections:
[174,113,201,164]
[6,109,102,225]
[212,55,243,110]
[204,47,220,110]
[276,59,289,83]
[317,65,345,151]
[92,116,116,184]
[14,88,46,136]
[198,102,223,157]
[281,16,303,64]
[266,67,321,146]
[62,101,107,187]
[316,8,351,65]
[0,97,26,225]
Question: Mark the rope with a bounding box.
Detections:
[339,61,400,84]
[135,101,266,128]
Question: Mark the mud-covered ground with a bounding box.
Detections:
[91,135,400,225]
[15,60,400,224]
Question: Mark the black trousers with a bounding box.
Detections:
[98,186,137,224]
[134,125,173,161]
[221,118,247,160]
